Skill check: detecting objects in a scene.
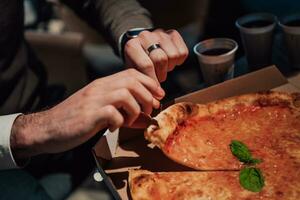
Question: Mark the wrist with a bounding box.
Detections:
[10,114,33,160]
[10,112,49,160]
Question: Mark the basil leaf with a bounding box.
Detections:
[230,140,252,163]
[249,158,262,164]
[229,140,262,164]
[239,167,265,192]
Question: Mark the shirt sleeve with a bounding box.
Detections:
[0,113,22,170]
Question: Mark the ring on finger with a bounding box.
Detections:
[147,43,161,55]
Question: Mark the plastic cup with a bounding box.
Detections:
[236,13,277,70]
[193,38,238,86]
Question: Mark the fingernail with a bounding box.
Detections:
[156,102,161,109]
[157,87,165,97]
[153,100,160,109]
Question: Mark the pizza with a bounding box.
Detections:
[129,170,240,200]
[129,169,300,200]
[145,91,300,170]
[128,91,300,200]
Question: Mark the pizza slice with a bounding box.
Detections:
[145,92,300,170]
[129,169,239,200]
[129,169,300,200]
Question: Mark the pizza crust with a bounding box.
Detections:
[145,102,200,149]
[129,169,300,200]
[129,169,237,200]
[145,91,300,150]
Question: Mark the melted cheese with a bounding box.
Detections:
[164,106,300,171]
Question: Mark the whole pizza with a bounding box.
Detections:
[129,91,300,200]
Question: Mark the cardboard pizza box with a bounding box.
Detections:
[92,65,300,200]
[288,72,300,89]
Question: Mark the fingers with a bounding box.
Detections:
[106,89,142,126]
[154,29,180,71]
[126,69,165,100]
[99,105,124,132]
[101,76,161,128]
[126,80,160,114]
[124,39,159,83]
[138,31,169,82]
[91,69,165,128]
[113,75,159,114]
[98,89,150,131]
[98,69,165,100]
[166,29,189,65]
[124,29,188,83]
[101,106,152,131]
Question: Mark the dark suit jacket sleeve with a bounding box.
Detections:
[60,0,153,56]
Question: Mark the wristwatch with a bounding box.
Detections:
[120,27,155,60]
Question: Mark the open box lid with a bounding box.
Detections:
[92,66,300,200]
[175,66,298,103]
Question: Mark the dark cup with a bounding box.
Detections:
[279,14,300,69]
[193,38,238,86]
[236,13,277,71]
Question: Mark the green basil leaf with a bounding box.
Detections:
[248,158,262,164]
[229,140,262,164]
[239,167,265,192]
[230,140,252,163]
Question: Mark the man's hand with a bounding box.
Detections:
[10,69,164,160]
[124,29,189,83]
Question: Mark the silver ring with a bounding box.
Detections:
[147,43,161,54]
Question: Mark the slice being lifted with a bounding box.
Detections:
[145,92,300,170]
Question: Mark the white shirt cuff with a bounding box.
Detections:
[0,113,23,170]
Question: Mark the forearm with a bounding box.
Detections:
[7,69,164,166]
[10,112,51,161]
[60,0,153,55]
